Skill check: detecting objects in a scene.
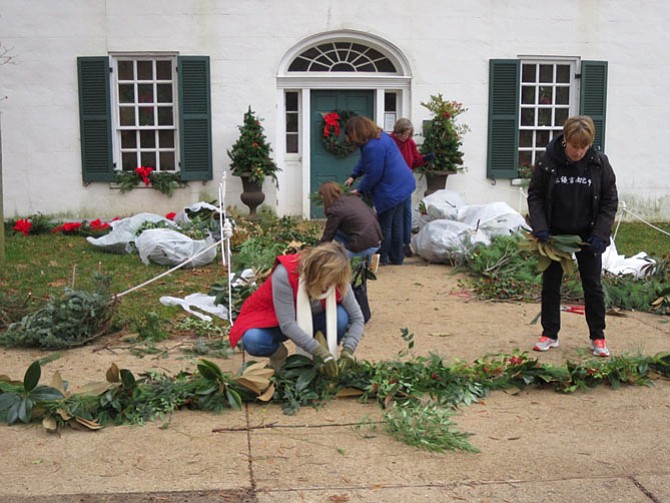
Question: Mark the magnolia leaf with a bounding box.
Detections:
[335,387,365,398]
[42,416,58,432]
[120,369,136,389]
[257,383,275,402]
[23,361,41,393]
[106,363,120,383]
[77,381,117,396]
[383,394,394,409]
[235,377,263,395]
[74,416,104,430]
[242,361,275,378]
[198,359,224,382]
[0,374,21,385]
[30,385,65,402]
[56,408,72,420]
[50,371,66,394]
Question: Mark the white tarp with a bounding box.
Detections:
[135,228,217,267]
[603,241,656,279]
[457,201,527,238]
[411,219,490,263]
[86,213,177,254]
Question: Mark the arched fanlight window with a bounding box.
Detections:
[288,41,397,73]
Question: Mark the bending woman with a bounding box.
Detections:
[228,242,365,375]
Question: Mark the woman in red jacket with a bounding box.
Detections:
[390,118,434,257]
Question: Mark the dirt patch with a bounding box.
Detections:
[1,256,669,500]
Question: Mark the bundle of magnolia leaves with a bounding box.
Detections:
[518,232,585,275]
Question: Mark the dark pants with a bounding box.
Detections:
[378,201,405,265]
[541,246,606,340]
[403,196,412,245]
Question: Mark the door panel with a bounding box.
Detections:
[310,90,374,217]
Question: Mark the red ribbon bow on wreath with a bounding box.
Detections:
[323,112,341,138]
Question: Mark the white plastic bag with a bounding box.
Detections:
[135,228,217,267]
[602,241,656,279]
[412,219,490,263]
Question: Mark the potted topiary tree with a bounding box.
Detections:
[417,94,470,195]
[228,107,281,215]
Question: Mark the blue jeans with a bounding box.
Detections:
[334,230,380,260]
[240,305,350,356]
[377,201,405,265]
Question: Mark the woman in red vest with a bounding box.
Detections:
[228,242,365,375]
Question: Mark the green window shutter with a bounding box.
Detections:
[580,60,608,151]
[178,56,212,181]
[77,57,113,183]
[487,59,520,179]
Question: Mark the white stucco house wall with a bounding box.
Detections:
[1,0,669,221]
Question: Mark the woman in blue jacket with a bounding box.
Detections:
[344,115,415,265]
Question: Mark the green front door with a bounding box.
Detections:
[310,90,374,217]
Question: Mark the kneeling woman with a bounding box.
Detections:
[228,242,365,375]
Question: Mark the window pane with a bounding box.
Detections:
[121,130,136,148]
[140,130,155,148]
[157,106,173,126]
[119,84,135,103]
[518,151,532,167]
[159,130,174,148]
[538,108,552,126]
[120,107,135,126]
[156,60,172,80]
[555,108,569,126]
[118,61,134,80]
[137,60,153,80]
[539,64,553,83]
[519,129,533,148]
[521,108,535,126]
[521,86,535,105]
[286,91,298,111]
[159,152,175,171]
[521,64,536,83]
[122,152,137,170]
[384,91,397,111]
[138,84,153,103]
[556,65,570,83]
[286,134,298,153]
[555,87,569,105]
[539,86,553,104]
[536,130,550,148]
[157,84,173,103]
[139,107,154,126]
[286,113,298,133]
[141,152,156,168]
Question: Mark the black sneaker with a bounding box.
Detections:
[403,244,413,257]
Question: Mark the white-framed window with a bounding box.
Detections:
[112,55,179,172]
[518,59,578,170]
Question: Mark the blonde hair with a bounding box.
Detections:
[345,115,382,146]
[299,242,351,299]
[318,181,344,211]
[563,115,595,148]
[393,118,414,136]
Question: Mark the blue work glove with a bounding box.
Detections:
[587,235,606,254]
[533,230,550,243]
[423,153,436,163]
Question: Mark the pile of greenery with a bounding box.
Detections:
[1,330,669,453]
[0,275,115,349]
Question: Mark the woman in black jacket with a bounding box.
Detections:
[527,115,618,357]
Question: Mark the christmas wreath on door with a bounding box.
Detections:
[321,110,357,158]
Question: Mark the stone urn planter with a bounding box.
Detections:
[424,172,456,196]
[240,177,265,216]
